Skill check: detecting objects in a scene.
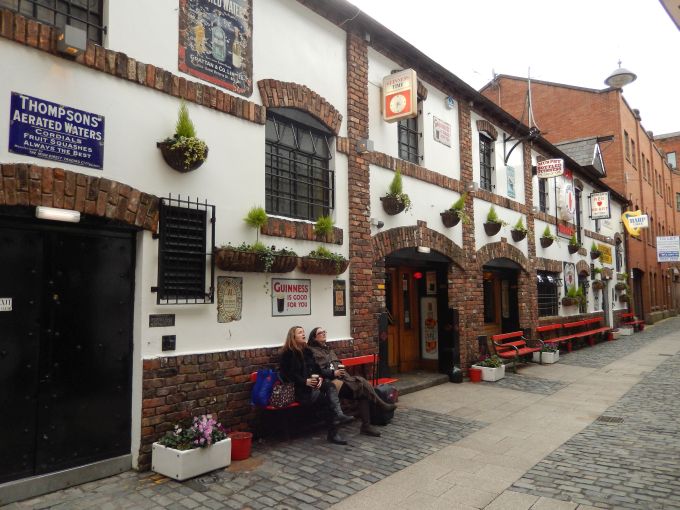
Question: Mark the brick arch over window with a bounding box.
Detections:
[576,260,591,276]
[476,120,498,141]
[372,225,464,269]
[0,163,160,231]
[476,242,529,273]
[257,79,343,135]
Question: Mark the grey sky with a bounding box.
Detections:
[348,0,680,136]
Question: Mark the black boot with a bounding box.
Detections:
[327,384,354,425]
[358,399,381,437]
[327,426,347,445]
[364,382,397,412]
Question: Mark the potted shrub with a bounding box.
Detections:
[540,225,556,248]
[299,246,349,275]
[510,217,528,242]
[483,206,506,236]
[314,215,335,242]
[473,355,505,381]
[157,101,209,172]
[619,294,630,303]
[215,207,298,273]
[617,271,628,281]
[381,171,411,215]
[152,414,230,481]
[593,267,602,280]
[615,281,628,292]
[590,242,601,260]
[568,234,581,254]
[561,285,580,307]
[532,342,560,364]
[441,194,469,228]
[592,279,605,291]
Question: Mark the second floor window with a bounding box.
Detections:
[538,177,549,213]
[265,109,334,221]
[669,152,677,169]
[675,193,680,212]
[398,114,420,164]
[624,131,630,160]
[479,134,494,191]
[0,0,105,44]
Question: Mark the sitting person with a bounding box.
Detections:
[307,326,396,437]
[279,325,353,445]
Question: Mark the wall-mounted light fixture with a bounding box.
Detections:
[355,138,374,154]
[532,205,539,213]
[57,24,87,57]
[370,218,384,229]
[36,206,81,223]
[417,246,431,254]
[466,181,479,192]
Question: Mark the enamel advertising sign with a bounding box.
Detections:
[537,158,564,179]
[590,192,611,220]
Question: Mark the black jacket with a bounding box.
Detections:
[279,347,333,398]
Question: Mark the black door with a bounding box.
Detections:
[0,221,135,483]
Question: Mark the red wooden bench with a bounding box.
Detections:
[620,312,645,331]
[491,331,542,373]
[574,317,611,346]
[537,322,581,352]
[341,354,398,386]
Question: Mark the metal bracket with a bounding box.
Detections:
[503,127,540,165]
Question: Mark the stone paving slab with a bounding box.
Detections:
[511,348,680,509]
[482,372,568,395]
[2,408,484,510]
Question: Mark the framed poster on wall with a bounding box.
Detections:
[420,297,438,360]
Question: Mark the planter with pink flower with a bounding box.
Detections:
[152,414,231,481]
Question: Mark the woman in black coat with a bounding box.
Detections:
[307,327,396,437]
[279,325,352,444]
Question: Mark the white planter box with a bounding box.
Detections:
[473,364,505,381]
[152,438,231,481]
[611,329,621,340]
[619,326,634,336]
[532,351,559,364]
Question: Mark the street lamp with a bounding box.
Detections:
[604,61,637,89]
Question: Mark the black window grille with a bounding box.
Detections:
[483,277,495,323]
[398,114,420,164]
[0,0,105,44]
[155,196,215,305]
[537,271,558,317]
[479,134,494,191]
[265,110,333,221]
[578,275,588,314]
[575,188,582,244]
[538,178,548,213]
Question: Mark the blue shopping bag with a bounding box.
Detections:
[251,368,276,406]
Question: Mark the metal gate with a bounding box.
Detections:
[0,219,135,484]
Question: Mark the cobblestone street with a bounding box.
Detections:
[3,318,680,510]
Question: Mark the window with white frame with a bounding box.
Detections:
[537,271,559,317]
[538,177,549,213]
[479,134,494,191]
[398,112,420,164]
[668,152,677,169]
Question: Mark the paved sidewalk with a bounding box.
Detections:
[3,318,680,510]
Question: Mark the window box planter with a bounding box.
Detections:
[483,222,502,236]
[532,350,559,364]
[440,210,461,228]
[152,438,231,481]
[299,256,349,275]
[590,250,601,260]
[511,229,527,242]
[619,326,634,336]
[568,244,580,254]
[215,247,298,273]
[610,329,621,340]
[157,141,208,173]
[380,196,406,215]
[540,237,554,248]
[472,364,505,382]
[561,296,578,307]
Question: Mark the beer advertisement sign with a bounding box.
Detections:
[178,0,253,96]
[590,192,611,220]
[382,69,417,123]
[536,158,564,179]
[272,279,311,316]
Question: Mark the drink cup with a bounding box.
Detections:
[311,374,320,387]
[337,364,346,378]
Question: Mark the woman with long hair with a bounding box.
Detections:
[307,326,396,437]
[279,325,353,444]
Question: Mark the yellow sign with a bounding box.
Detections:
[621,210,648,237]
[598,244,612,264]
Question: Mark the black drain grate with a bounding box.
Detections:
[658,353,673,356]
[596,416,624,423]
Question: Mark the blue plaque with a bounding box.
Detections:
[8,92,105,169]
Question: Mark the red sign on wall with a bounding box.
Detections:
[382,69,417,123]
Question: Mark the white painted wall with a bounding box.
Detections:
[106,0,348,137]
[367,48,460,179]
[0,39,351,357]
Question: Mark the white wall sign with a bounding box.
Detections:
[420,297,438,360]
[559,169,575,221]
[506,165,516,199]
[590,191,611,219]
[537,158,564,178]
[217,277,242,323]
[433,116,451,147]
[657,236,680,262]
[382,68,417,123]
[271,278,311,316]
[0,297,11,311]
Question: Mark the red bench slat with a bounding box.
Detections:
[341,354,375,367]
[491,331,524,341]
[537,324,562,333]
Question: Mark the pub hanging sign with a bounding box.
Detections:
[589,191,611,220]
[9,92,105,169]
[178,0,253,97]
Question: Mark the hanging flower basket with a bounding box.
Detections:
[215,247,298,273]
[157,141,208,173]
[619,294,630,303]
[440,210,461,228]
[568,244,580,254]
[381,196,406,215]
[299,256,349,275]
[540,237,554,248]
[561,296,577,306]
[483,221,502,236]
[590,250,601,260]
[511,229,527,242]
[592,280,605,290]
[615,282,627,291]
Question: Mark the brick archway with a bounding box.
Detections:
[372,225,465,269]
[0,163,160,231]
[476,242,529,273]
[576,260,591,275]
[257,79,343,134]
